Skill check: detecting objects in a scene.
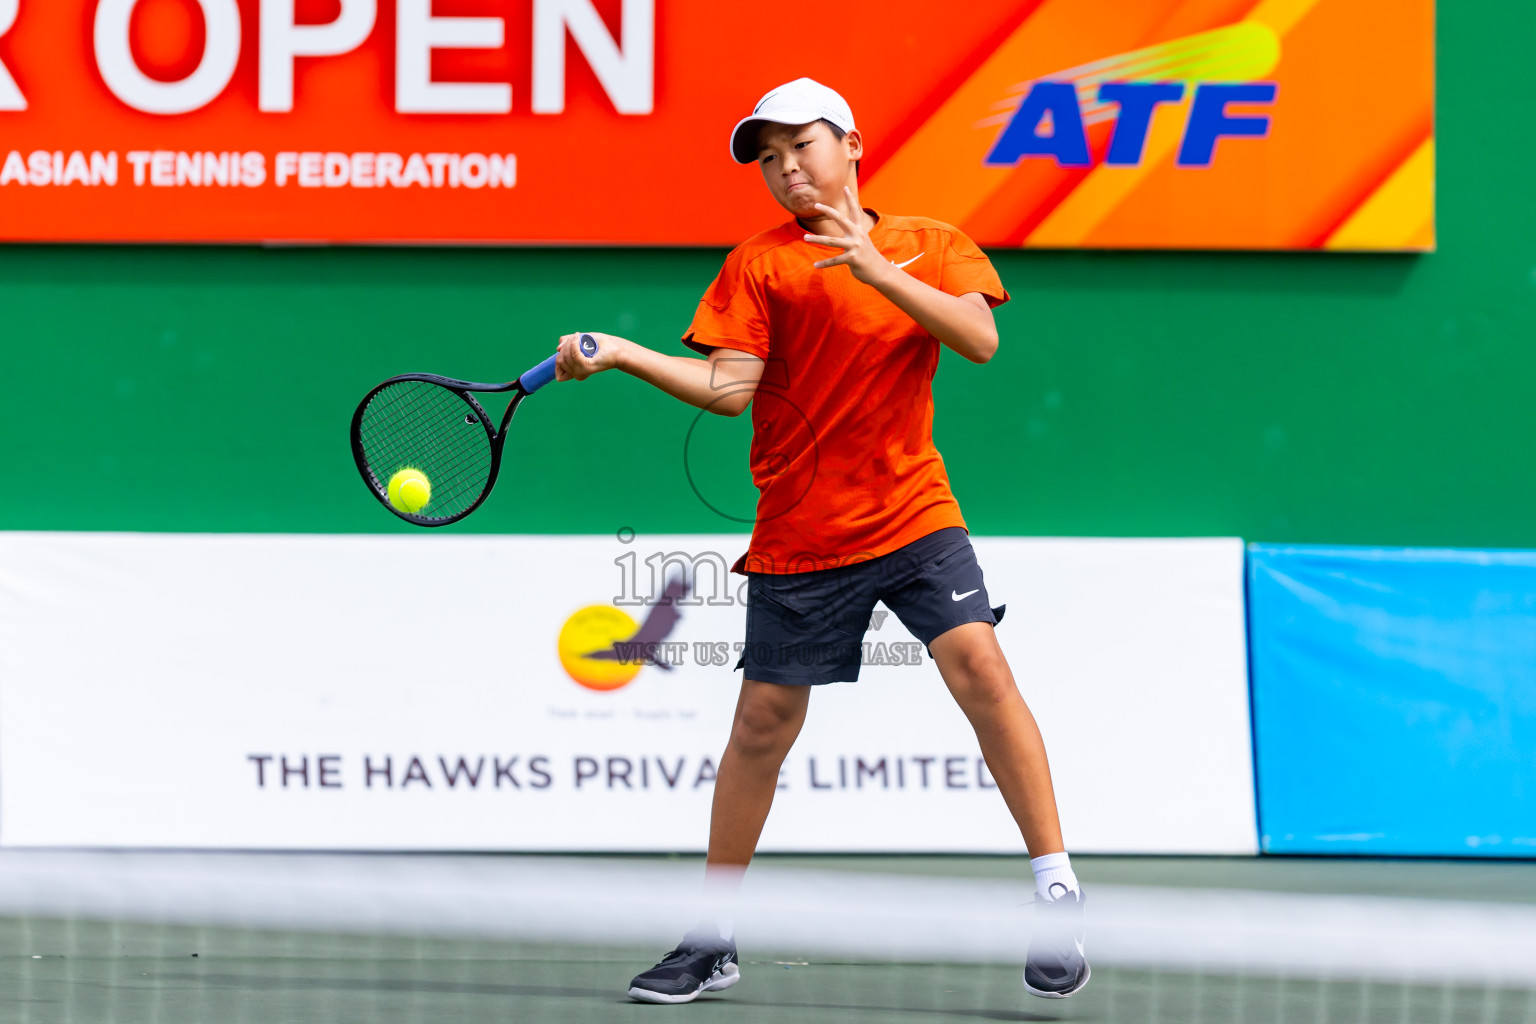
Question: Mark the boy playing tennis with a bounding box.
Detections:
[553,77,1088,1004]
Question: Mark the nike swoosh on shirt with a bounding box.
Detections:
[892,252,925,270]
[952,588,979,601]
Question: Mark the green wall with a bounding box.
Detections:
[2,4,1531,547]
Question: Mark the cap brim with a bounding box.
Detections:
[729,110,826,164]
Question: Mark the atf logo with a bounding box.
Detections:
[984,22,1280,168]
[557,575,688,692]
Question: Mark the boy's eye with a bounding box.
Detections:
[795,141,811,149]
[760,154,774,165]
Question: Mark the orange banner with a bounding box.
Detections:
[0,0,1432,248]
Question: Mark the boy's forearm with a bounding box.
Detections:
[867,267,999,363]
[616,338,735,412]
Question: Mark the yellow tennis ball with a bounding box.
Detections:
[388,468,431,513]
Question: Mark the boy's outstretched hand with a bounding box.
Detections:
[555,331,625,382]
[803,187,892,287]
[801,186,998,363]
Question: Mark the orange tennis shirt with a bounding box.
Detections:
[682,211,1010,575]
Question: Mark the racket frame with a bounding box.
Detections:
[350,334,597,527]
[350,374,522,527]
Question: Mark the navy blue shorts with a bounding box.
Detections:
[735,527,1006,686]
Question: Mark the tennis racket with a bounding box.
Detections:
[350,333,599,526]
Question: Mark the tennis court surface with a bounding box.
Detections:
[4,852,1534,1023]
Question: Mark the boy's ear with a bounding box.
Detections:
[845,128,865,161]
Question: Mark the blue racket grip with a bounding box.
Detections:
[521,333,599,394]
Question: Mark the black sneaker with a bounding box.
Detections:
[627,938,741,1004]
[1023,884,1090,999]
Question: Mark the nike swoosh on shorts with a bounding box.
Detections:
[952,589,979,601]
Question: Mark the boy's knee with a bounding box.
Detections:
[951,642,1007,683]
[945,647,1014,706]
[731,688,804,756]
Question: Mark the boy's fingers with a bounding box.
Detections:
[813,202,852,231]
[821,198,862,241]
[803,233,850,248]
[555,331,605,380]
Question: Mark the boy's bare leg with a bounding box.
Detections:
[928,621,1065,855]
[706,679,811,868]
[629,682,808,1002]
[931,621,1089,998]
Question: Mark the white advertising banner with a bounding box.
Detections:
[0,532,1256,853]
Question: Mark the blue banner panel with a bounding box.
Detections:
[1249,545,1536,857]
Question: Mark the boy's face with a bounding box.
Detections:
[755,120,863,217]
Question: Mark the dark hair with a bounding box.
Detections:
[819,118,861,176]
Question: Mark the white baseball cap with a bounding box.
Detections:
[729,78,856,164]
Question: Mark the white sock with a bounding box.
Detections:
[1030,851,1080,902]
[698,865,745,943]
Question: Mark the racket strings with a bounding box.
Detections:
[360,397,490,518]
[356,381,497,521]
[371,402,484,478]
[361,387,489,487]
